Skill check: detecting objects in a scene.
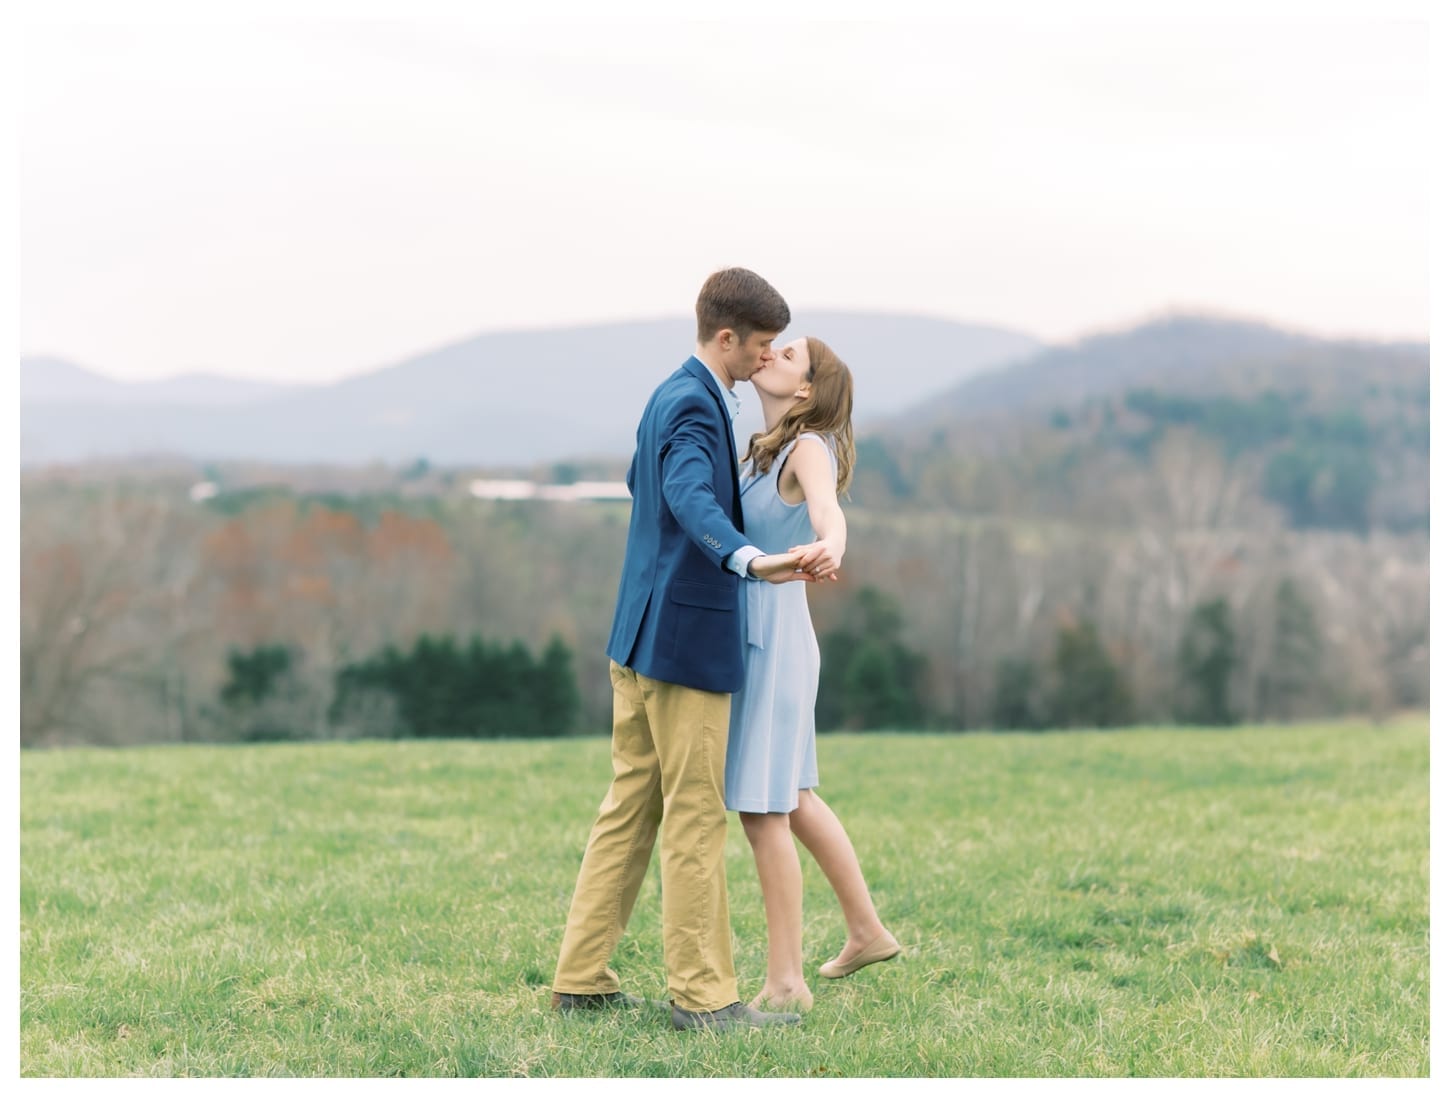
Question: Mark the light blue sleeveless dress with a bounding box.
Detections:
[724,432,837,814]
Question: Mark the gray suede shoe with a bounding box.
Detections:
[670,1000,801,1031]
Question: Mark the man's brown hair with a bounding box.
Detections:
[695,267,791,344]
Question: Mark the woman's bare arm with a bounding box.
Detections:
[785,437,845,580]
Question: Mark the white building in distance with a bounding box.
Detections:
[469,480,630,502]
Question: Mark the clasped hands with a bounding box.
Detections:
[747,539,844,584]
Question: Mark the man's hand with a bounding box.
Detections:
[787,539,843,582]
[747,551,814,584]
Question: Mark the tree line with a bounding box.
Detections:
[854,382,1427,538]
[216,633,580,741]
[817,579,1324,732]
[169,573,1316,744]
[19,427,1425,748]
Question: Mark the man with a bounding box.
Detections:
[551,268,807,1031]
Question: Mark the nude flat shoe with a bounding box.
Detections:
[750,988,814,1013]
[818,931,901,979]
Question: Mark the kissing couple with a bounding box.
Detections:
[550,267,900,1031]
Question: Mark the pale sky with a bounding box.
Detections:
[18,0,1431,384]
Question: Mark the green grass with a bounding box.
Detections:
[20,717,1428,1077]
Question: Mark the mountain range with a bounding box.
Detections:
[889,313,1428,431]
[18,356,298,408]
[19,312,1041,467]
[20,311,1428,469]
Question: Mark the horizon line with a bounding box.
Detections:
[19,304,1430,387]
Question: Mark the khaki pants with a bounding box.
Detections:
[552,660,738,1013]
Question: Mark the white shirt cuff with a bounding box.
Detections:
[726,545,765,578]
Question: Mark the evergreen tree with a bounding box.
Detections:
[1257,579,1325,719]
[990,657,1045,730]
[841,636,925,731]
[535,635,581,736]
[220,644,294,708]
[1046,619,1133,728]
[817,586,931,731]
[1176,597,1239,725]
[330,632,580,739]
[218,644,305,741]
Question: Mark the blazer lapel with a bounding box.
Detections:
[682,356,745,526]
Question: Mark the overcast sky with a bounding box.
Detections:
[19,1,1430,384]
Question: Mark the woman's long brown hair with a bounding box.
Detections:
[745,336,855,496]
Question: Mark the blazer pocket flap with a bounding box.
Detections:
[669,580,735,611]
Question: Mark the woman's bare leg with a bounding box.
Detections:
[788,789,892,961]
[738,811,813,1008]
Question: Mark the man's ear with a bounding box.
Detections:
[715,328,736,352]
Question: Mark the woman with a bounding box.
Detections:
[724,335,900,1013]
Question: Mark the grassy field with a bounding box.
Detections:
[19,717,1428,1077]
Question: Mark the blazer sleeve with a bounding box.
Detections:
[658,392,750,569]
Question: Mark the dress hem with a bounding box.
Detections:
[725,784,819,815]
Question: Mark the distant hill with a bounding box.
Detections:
[888,314,1428,428]
[858,313,1428,535]
[19,357,306,407]
[19,312,1040,466]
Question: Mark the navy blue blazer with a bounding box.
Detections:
[606,356,752,693]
